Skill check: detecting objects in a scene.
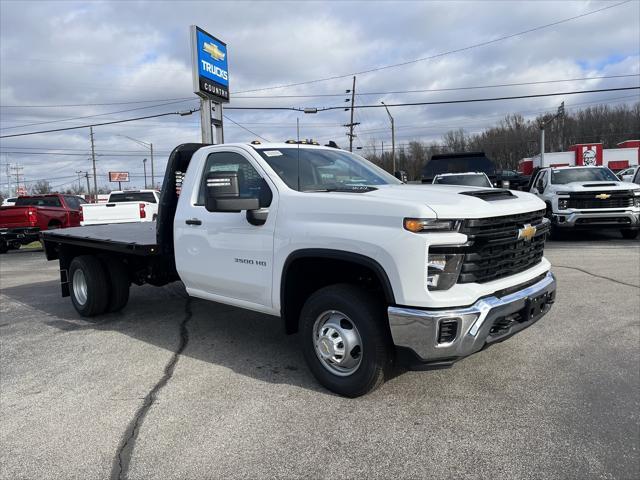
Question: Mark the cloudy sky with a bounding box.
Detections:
[1,0,639,192]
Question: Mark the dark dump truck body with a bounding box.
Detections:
[42,143,209,296]
[421,152,496,184]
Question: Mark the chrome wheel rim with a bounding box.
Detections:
[313,310,363,377]
[72,269,88,306]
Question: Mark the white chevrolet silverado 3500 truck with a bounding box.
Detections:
[42,143,556,397]
[529,165,640,239]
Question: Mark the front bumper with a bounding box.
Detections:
[388,271,556,367]
[552,210,639,229]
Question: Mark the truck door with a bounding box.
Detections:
[175,149,277,310]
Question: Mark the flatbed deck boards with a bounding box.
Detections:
[42,222,159,255]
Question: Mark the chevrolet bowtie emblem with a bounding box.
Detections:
[595,193,611,200]
[518,224,537,241]
[203,42,225,61]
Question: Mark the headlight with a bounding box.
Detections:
[404,218,460,233]
[558,198,569,210]
[633,190,640,207]
[426,253,463,291]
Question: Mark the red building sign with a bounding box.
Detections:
[570,143,603,166]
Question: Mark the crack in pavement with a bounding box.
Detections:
[110,297,192,480]
[554,265,640,289]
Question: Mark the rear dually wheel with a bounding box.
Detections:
[69,255,109,317]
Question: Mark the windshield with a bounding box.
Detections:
[256,148,401,192]
[434,174,492,188]
[550,167,619,184]
[108,192,157,203]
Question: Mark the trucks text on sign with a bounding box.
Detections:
[191,25,229,103]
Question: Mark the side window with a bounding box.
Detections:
[197,151,272,207]
[44,196,62,207]
[65,196,79,209]
[530,171,541,189]
[537,171,548,190]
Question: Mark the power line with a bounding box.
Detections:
[0,97,194,108]
[0,99,198,130]
[0,174,78,186]
[3,74,636,109]
[317,86,640,111]
[2,89,636,141]
[232,0,633,94]
[0,151,164,157]
[222,115,271,142]
[0,109,199,139]
[232,74,640,99]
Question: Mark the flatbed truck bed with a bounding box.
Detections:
[41,223,159,256]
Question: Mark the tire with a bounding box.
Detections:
[621,229,639,240]
[0,241,8,254]
[100,256,130,312]
[300,284,393,397]
[549,224,564,241]
[544,204,559,240]
[69,255,109,317]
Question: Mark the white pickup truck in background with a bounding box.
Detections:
[80,190,160,226]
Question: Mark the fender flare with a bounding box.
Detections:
[280,248,396,318]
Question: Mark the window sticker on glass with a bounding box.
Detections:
[263,150,283,157]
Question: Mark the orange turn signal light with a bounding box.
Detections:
[404,219,425,233]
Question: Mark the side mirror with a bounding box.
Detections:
[205,172,260,213]
[394,170,408,183]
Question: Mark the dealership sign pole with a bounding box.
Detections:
[190,26,229,144]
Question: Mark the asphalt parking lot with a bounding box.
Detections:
[1,232,639,480]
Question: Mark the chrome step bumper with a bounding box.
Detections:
[388,271,556,363]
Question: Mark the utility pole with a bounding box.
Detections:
[343,76,360,152]
[4,162,11,197]
[10,164,24,195]
[90,127,98,202]
[85,172,91,196]
[143,158,148,189]
[381,102,396,173]
[540,126,545,167]
[117,135,155,188]
[149,143,155,189]
[558,101,565,151]
[539,102,565,166]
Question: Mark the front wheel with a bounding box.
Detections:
[300,284,393,397]
[621,229,639,239]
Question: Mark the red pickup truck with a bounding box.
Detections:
[0,194,86,253]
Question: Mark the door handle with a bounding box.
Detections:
[185,218,202,226]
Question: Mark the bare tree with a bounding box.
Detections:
[31,180,52,194]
